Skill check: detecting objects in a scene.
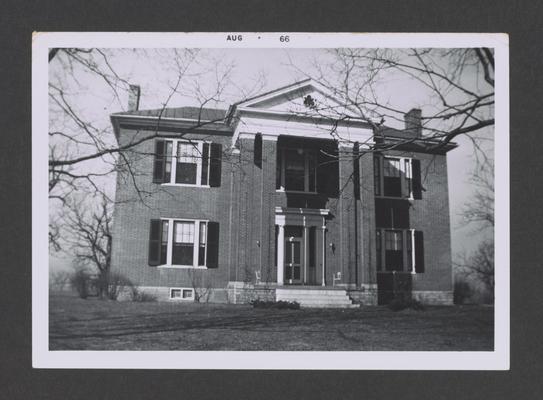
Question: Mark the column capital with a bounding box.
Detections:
[338,140,355,149]
[261,133,278,142]
[238,132,255,141]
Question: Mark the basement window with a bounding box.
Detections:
[170,288,194,300]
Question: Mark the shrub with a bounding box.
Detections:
[250,299,300,310]
[454,278,472,304]
[106,272,134,300]
[70,269,91,299]
[130,287,157,302]
[388,298,425,312]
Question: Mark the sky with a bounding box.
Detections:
[49,48,494,271]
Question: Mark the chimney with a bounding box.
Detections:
[128,84,141,111]
[404,108,422,136]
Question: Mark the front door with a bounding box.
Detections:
[285,237,302,284]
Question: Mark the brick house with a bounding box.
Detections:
[110,79,457,306]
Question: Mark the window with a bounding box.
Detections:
[172,221,195,265]
[153,139,222,187]
[276,148,317,192]
[170,288,194,301]
[375,199,410,229]
[148,218,220,268]
[176,142,199,184]
[376,229,424,273]
[384,230,404,271]
[374,155,422,199]
[383,158,402,197]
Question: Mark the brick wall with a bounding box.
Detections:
[377,150,454,293]
[410,152,453,292]
[111,127,234,289]
[111,124,453,298]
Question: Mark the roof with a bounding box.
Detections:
[375,125,419,140]
[110,83,456,153]
[113,106,228,122]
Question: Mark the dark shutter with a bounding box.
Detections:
[254,134,262,168]
[412,159,422,199]
[206,222,220,268]
[201,143,210,185]
[209,143,222,187]
[152,140,165,183]
[414,230,425,273]
[374,155,381,196]
[353,143,360,200]
[317,151,339,196]
[148,219,162,266]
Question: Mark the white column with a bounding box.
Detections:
[410,229,416,274]
[277,224,285,286]
[321,221,327,287]
[303,225,309,285]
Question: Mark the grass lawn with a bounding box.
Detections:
[49,292,494,351]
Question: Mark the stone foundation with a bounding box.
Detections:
[116,285,452,306]
[412,290,453,305]
[347,286,378,306]
[226,281,276,304]
[117,286,229,303]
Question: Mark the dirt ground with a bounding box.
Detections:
[49,292,494,351]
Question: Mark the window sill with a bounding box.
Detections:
[276,189,318,195]
[157,265,208,269]
[376,270,419,274]
[161,183,211,188]
[375,195,415,201]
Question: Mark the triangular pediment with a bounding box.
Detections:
[236,79,361,119]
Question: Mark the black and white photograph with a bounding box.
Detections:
[34,33,509,368]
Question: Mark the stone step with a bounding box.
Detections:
[275,287,357,308]
[276,289,348,296]
[277,296,353,302]
[276,293,350,298]
[302,303,360,309]
[279,299,352,304]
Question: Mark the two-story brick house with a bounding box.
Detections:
[110,79,456,306]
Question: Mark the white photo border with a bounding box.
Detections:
[33,32,509,370]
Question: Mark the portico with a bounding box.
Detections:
[275,207,329,286]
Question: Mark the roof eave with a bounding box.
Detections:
[374,136,458,154]
[110,114,233,136]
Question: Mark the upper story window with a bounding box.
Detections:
[153,139,222,187]
[374,155,422,199]
[276,148,317,193]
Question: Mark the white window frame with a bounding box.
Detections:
[162,139,211,187]
[169,287,195,301]
[159,218,209,269]
[375,155,414,200]
[276,147,318,194]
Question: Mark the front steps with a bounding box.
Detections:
[276,287,359,308]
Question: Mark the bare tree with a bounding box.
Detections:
[461,156,494,230]
[48,48,230,202]
[291,48,494,149]
[49,270,72,292]
[456,151,494,302]
[457,240,494,300]
[48,48,264,253]
[63,194,112,297]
